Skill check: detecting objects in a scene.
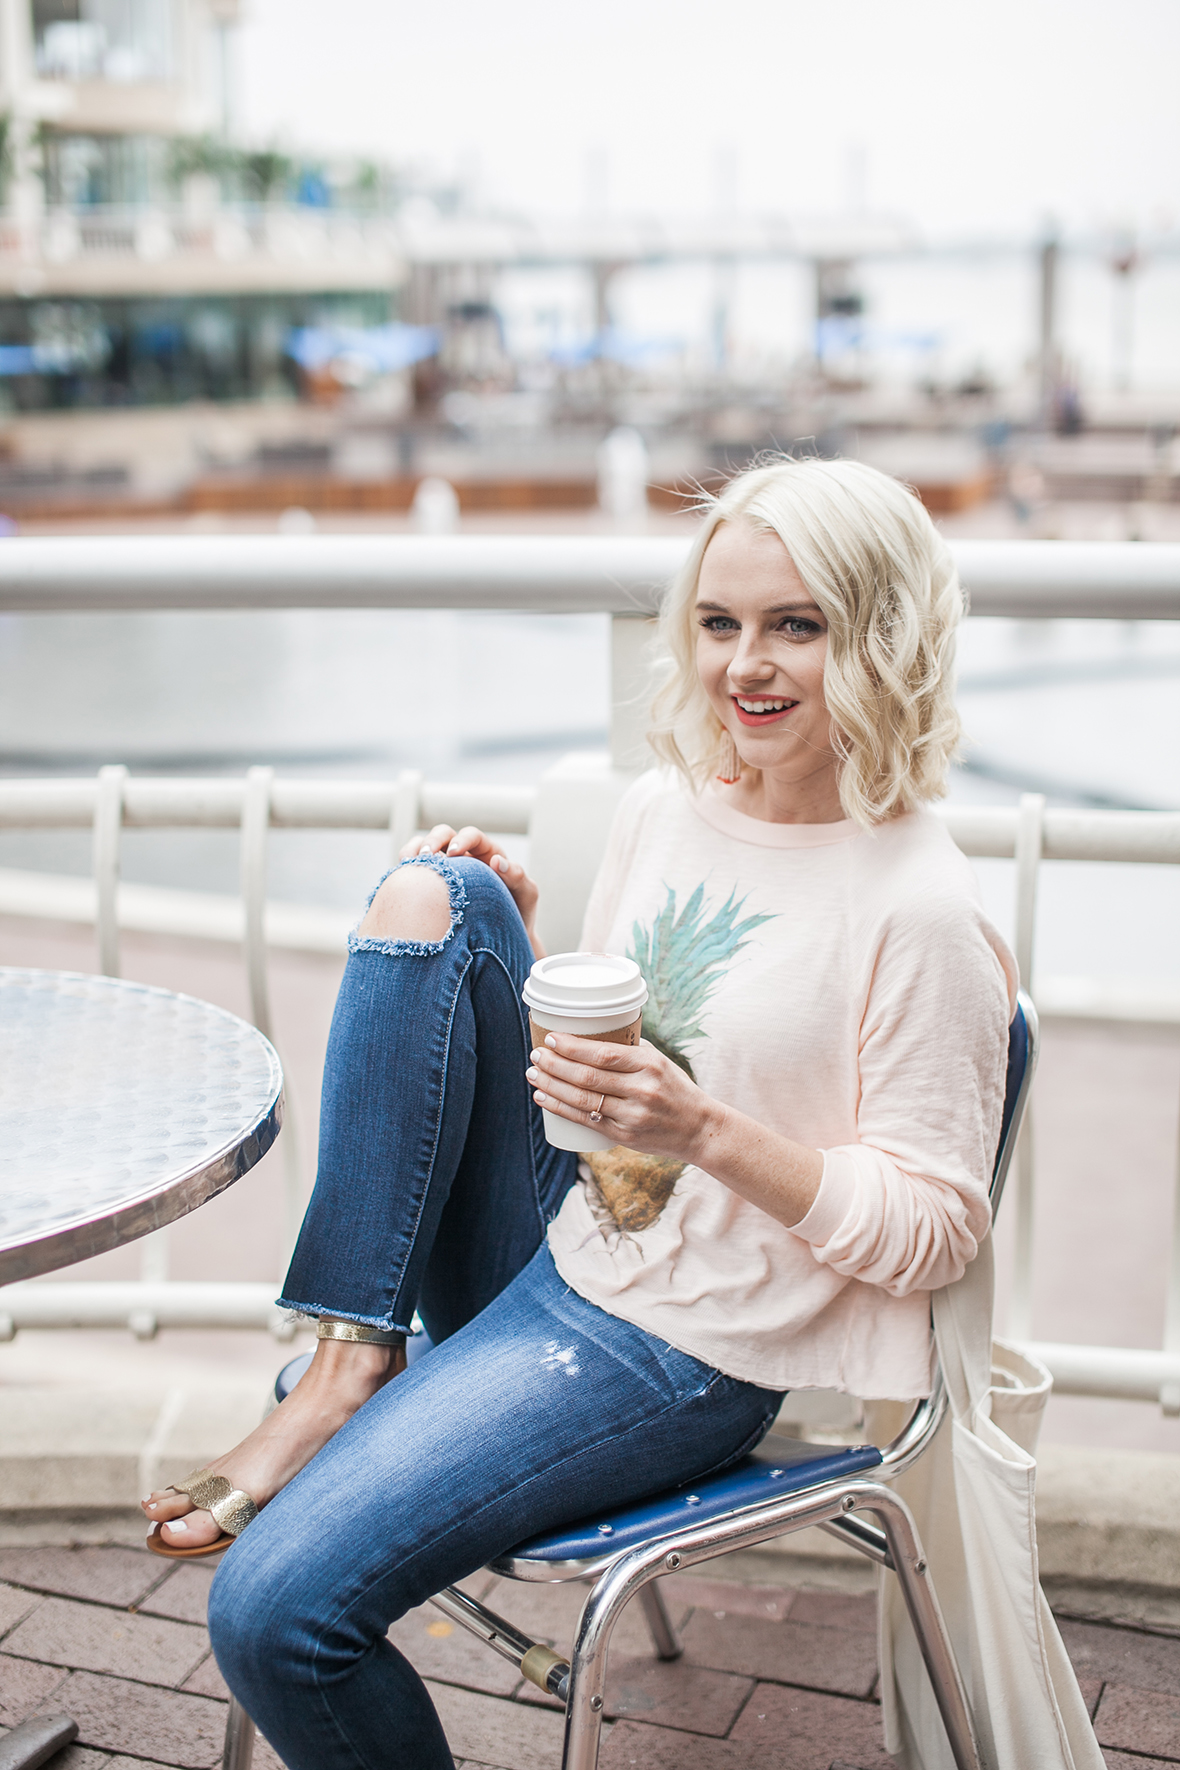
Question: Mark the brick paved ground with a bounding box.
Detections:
[1,1544,1178,1769]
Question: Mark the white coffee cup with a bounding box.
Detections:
[522,952,648,1152]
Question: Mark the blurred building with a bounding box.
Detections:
[0,0,403,409]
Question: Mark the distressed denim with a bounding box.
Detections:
[210,855,783,1770]
[280,852,574,1342]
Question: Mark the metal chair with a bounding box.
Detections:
[223,991,1038,1770]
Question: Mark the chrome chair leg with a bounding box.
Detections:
[221,1698,256,1770]
[561,1558,637,1770]
[868,1489,982,1770]
[555,1478,981,1770]
[638,1578,682,1660]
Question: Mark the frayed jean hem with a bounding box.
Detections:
[272,1299,415,1335]
[347,852,469,958]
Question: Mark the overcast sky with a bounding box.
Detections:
[234,0,1178,240]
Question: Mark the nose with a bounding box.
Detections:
[727,627,777,687]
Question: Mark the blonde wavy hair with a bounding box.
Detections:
[648,457,966,827]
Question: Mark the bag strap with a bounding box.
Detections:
[932,1230,997,1422]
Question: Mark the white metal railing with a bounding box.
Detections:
[0,534,1178,620]
[1,536,1178,1409]
[2,769,1179,1409]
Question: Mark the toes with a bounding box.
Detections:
[159,1508,222,1547]
[142,1489,194,1521]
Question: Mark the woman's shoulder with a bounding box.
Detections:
[852,809,1017,999]
[856,806,978,894]
[852,809,992,939]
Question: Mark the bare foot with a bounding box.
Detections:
[140,1336,405,1549]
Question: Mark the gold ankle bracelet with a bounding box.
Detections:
[315,1318,405,1348]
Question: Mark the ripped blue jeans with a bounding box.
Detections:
[208,856,783,1770]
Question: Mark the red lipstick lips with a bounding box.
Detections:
[731,696,798,727]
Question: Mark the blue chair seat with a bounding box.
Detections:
[505,1436,883,1565]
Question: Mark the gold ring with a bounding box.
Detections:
[588,1093,606,1124]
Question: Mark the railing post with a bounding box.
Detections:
[239,765,306,1270]
[240,767,274,1041]
[1009,792,1045,1341]
[92,764,127,978]
[1163,1081,1180,1415]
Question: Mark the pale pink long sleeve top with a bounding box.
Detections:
[546,772,1018,1398]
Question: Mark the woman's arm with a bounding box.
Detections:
[527,1035,824,1222]
[404,823,544,956]
[529,894,1011,1296]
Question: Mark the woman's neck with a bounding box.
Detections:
[722,764,847,826]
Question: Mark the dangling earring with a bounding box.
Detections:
[716,729,741,784]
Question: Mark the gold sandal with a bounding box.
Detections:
[146,1467,259,1560]
[145,1321,404,1559]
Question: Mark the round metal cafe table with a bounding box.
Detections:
[0,967,283,1284]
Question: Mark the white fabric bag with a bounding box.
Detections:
[877,1234,1104,1770]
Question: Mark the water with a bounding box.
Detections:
[0,605,1177,993]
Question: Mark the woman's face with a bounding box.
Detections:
[695,520,839,795]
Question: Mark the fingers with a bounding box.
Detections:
[400,824,456,859]
[526,1039,658,1116]
[400,825,501,865]
[528,1053,618,1099]
[446,824,497,861]
[526,1057,613,1118]
[532,1033,647,1076]
[403,825,505,866]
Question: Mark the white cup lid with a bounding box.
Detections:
[522,951,648,1018]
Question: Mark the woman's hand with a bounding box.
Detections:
[402,824,543,955]
[526,1032,719,1164]
[527,1029,826,1226]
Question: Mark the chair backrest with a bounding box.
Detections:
[990,990,1038,1217]
[876,989,1039,1478]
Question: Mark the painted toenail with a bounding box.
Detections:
[168,1519,189,1534]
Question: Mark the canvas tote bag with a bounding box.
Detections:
[876,1234,1104,1770]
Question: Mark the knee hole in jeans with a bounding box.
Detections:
[359,864,453,945]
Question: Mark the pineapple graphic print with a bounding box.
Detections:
[584,883,775,1233]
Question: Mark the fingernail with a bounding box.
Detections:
[526,1067,538,1082]
[535,1091,549,1103]
[545,1035,557,1048]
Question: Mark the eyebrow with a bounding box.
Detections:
[695,599,824,615]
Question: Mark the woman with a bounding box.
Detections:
[143,457,1015,1770]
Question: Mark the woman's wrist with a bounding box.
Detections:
[683,1092,732,1171]
[681,1094,824,1227]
